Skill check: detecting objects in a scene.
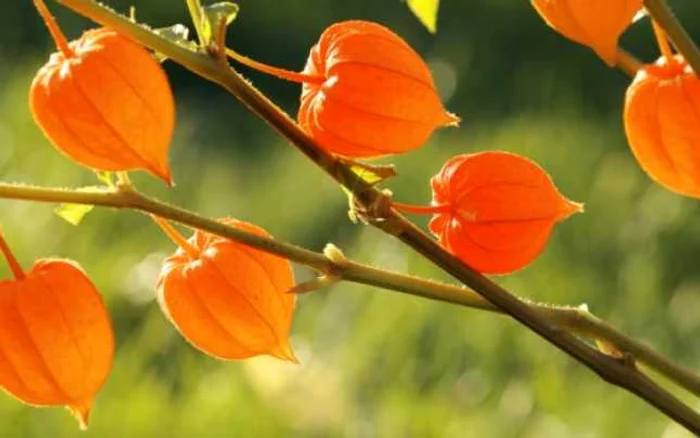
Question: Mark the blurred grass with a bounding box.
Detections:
[1,0,700,437]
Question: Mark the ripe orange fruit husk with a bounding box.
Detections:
[531,0,643,65]
[30,28,175,183]
[156,218,297,361]
[624,55,700,198]
[428,151,583,274]
[0,259,114,429]
[298,20,459,158]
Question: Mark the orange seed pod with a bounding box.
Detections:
[396,152,582,274]
[29,0,175,183]
[530,0,643,65]
[624,55,700,198]
[155,217,297,362]
[226,20,458,158]
[298,20,459,158]
[0,234,114,429]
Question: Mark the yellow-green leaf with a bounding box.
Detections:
[55,203,94,226]
[200,2,240,48]
[341,161,397,195]
[407,0,440,33]
[153,24,197,62]
[341,162,397,224]
[94,171,115,187]
[348,162,397,186]
[53,186,110,226]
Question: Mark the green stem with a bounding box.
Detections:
[644,0,700,75]
[46,1,700,432]
[185,0,206,47]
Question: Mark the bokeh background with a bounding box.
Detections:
[2,1,700,436]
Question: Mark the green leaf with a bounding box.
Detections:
[153,24,198,62]
[200,2,240,48]
[406,0,440,33]
[55,203,95,226]
[341,161,397,196]
[53,186,110,226]
[94,171,115,187]
[348,162,397,186]
[341,162,397,224]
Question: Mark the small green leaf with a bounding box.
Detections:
[55,203,95,226]
[406,0,440,33]
[200,2,240,48]
[341,162,397,224]
[153,24,198,62]
[53,186,110,226]
[348,161,398,185]
[94,171,115,187]
[341,162,396,197]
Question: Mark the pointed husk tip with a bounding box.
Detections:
[149,163,174,186]
[441,110,461,127]
[559,198,584,220]
[271,341,300,364]
[68,399,93,430]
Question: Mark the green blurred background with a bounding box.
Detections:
[2,1,700,436]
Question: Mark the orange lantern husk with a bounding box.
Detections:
[29,0,175,183]
[226,20,459,159]
[0,234,114,430]
[396,151,582,274]
[299,20,459,158]
[155,217,297,362]
[624,55,700,198]
[531,0,643,66]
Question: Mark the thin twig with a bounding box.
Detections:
[48,1,700,432]
[616,48,643,77]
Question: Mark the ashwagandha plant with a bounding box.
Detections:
[2,0,700,433]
